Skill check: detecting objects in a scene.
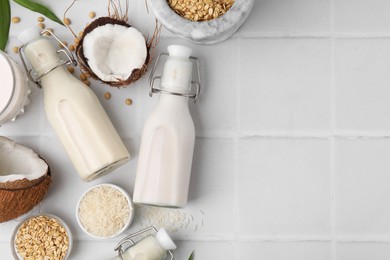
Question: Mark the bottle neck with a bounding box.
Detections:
[160,56,193,94]
[157,93,189,108]
[40,66,70,88]
[24,37,63,81]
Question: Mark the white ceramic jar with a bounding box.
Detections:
[148,0,255,44]
[0,50,30,125]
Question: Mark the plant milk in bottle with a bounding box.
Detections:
[112,228,176,260]
[133,45,197,207]
[18,29,130,181]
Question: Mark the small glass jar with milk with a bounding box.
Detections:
[113,227,176,260]
[0,50,30,126]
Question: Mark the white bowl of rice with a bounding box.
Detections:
[76,183,134,239]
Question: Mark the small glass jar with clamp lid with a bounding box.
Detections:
[112,226,176,260]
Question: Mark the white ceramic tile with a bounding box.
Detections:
[89,79,139,137]
[240,0,330,34]
[8,0,119,38]
[334,0,390,33]
[336,138,390,236]
[336,242,390,260]
[238,242,331,260]
[69,241,119,260]
[187,39,238,136]
[0,135,41,154]
[238,138,331,237]
[134,0,177,39]
[0,242,14,260]
[174,240,236,260]
[186,138,235,237]
[239,39,331,134]
[335,39,390,132]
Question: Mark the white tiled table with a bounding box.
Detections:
[2,0,390,259]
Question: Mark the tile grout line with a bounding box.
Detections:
[329,0,337,259]
[233,36,241,259]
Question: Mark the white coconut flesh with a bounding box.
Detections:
[83,23,147,82]
[0,137,48,183]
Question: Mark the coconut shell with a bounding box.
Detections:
[0,159,51,223]
[76,16,157,88]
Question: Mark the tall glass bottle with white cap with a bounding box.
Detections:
[133,45,201,207]
[18,28,130,181]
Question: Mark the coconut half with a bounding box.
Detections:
[83,23,147,82]
[76,17,158,87]
[0,136,51,223]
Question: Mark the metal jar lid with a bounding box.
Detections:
[0,51,15,115]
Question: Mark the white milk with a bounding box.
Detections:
[0,50,30,125]
[112,228,176,260]
[133,45,196,207]
[19,32,130,181]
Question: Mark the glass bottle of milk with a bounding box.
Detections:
[133,45,201,207]
[113,228,176,260]
[18,28,130,181]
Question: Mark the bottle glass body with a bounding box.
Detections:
[23,37,130,181]
[133,94,195,207]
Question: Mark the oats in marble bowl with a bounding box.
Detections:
[148,0,255,44]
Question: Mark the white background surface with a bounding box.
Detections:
[2,0,390,259]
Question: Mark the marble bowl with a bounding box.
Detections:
[149,0,255,44]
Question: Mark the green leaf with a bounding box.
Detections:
[13,0,64,26]
[0,0,11,50]
[188,250,195,260]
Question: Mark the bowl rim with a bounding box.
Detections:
[148,0,255,44]
[76,183,134,239]
[11,213,73,260]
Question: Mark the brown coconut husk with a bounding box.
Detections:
[0,159,51,223]
[66,0,160,88]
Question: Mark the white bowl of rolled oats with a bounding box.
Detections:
[11,214,73,260]
[148,0,255,44]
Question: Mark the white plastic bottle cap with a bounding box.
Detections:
[156,228,177,251]
[167,45,192,59]
[18,27,41,45]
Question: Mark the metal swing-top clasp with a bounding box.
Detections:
[18,29,77,89]
[149,52,202,103]
[114,226,174,260]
